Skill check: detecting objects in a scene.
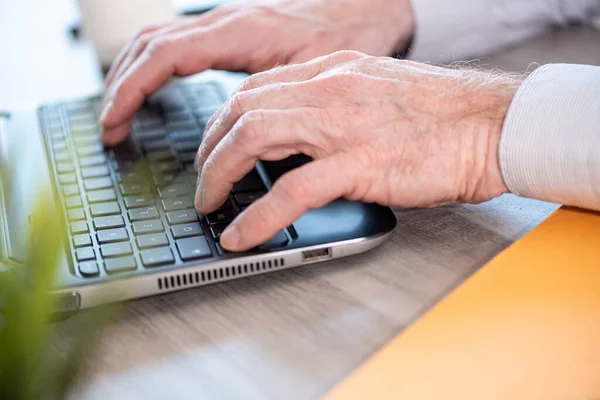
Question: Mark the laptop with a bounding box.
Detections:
[0,71,396,312]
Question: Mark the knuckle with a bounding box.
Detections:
[234,111,265,144]
[133,24,159,40]
[131,33,155,56]
[145,37,172,57]
[230,91,251,115]
[327,50,367,64]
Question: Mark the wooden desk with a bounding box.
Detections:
[2,2,599,398]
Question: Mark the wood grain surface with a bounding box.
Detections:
[2,2,599,399]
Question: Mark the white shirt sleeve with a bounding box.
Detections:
[407,0,600,63]
[499,64,600,211]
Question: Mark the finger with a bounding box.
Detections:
[194,81,321,173]
[101,14,249,144]
[219,154,355,251]
[195,108,321,213]
[201,50,367,136]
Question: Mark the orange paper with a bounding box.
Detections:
[326,207,600,400]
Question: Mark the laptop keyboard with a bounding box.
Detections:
[38,81,290,279]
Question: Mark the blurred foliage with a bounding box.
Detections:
[0,172,115,400]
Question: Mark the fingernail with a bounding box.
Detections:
[221,224,241,250]
[100,100,113,123]
[194,185,204,210]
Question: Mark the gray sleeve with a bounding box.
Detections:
[407,0,600,63]
[499,64,600,211]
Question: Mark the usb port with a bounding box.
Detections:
[301,248,332,263]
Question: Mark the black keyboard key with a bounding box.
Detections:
[124,194,154,209]
[94,215,125,230]
[119,182,150,195]
[79,154,107,167]
[101,242,133,257]
[176,236,212,261]
[78,261,99,277]
[149,160,180,174]
[173,140,201,153]
[215,198,232,211]
[68,208,86,221]
[137,232,169,248]
[62,184,79,196]
[166,209,198,225]
[56,162,75,173]
[87,188,117,203]
[105,256,137,274]
[158,183,189,198]
[116,169,147,182]
[140,247,174,267]
[142,139,170,152]
[76,247,95,261]
[73,233,92,248]
[179,151,197,164]
[232,170,264,193]
[97,228,129,244]
[210,223,228,239]
[171,222,203,239]
[132,219,164,235]
[206,209,236,225]
[81,165,110,178]
[259,231,289,250]
[167,121,197,132]
[59,173,77,185]
[90,201,120,217]
[147,150,174,161]
[128,206,159,221]
[65,196,82,209]
[169,130,199,142]
[161,197,193,211]
[136,127,166,141]
[71,221,89,234]
[165,110,193,122]
[84,177,112,190]
[234,191,265,206]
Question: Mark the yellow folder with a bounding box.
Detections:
[326,207,600,400]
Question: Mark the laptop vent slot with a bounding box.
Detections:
[157,257,286,291]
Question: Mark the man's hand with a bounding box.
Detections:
[100,0,415,144]
[195,51,522,251]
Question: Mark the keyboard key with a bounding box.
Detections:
[119,182,150,195]
[76,247,95,261]
[84,177,112,190]
[71,221,89,234]
[210,223,228,239]
[166,209,198,225]
[124,194,154,209]
[90,201,120,217]
[81,165,110,178]
[234,191,265,206]
[136,127,166,141]
[169,130,199,142]
[132,219,164,235]
[142,139,170,152]
[78,261,99,277]
[79,154,107,167]
[73,233,92,248]
[101,242,133,257]
[153,173,186,187]
[232,170,264,193]
[149,160,180,173]
[147,150,174,161]
[116,169,147,182]
[171,222,203,239]
[56,162,75,173]
[215,198,232,211]
[94,215,125,230]
[105,256,137,274]
[65,196,82,209]
[178,151,197,164]
[128,206,159,221]
[73,136,101,147]
[173,140,201,153]
[140,247,175,267]
[161,197,193,211]
[87,188,117,203]
[259,231,289,250]
[59,173,77,185]
[68,208,86,221]
[54,151,72,162]
[137,232,169,248]
[167,121,197,132]
[176,236,212,261]
[77,143,104,156]
[62,184,79,196]
[97,228,129,244]
[53,141,67,151]
[157,183,188,198]
[205,209,236,225]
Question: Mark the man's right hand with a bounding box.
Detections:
[100,0,415,145]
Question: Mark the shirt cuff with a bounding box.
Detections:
[499,64,600,211]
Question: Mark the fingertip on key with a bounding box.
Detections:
[220,224,241,251]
